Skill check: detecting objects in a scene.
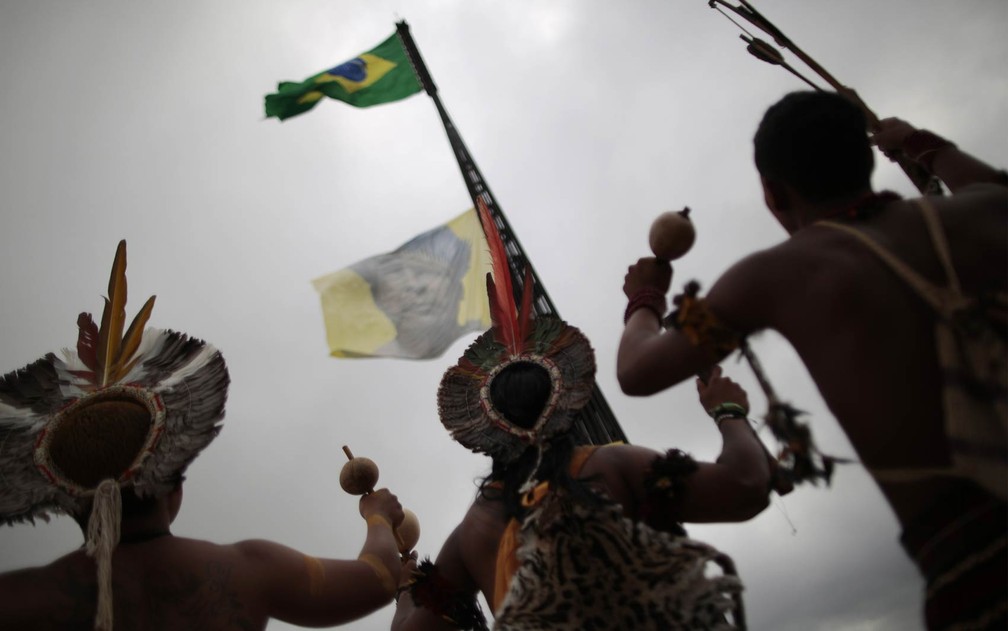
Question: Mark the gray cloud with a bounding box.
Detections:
[2,1,1005,629]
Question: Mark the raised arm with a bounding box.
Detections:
[238,488,406,627]
[871,117,1008,193]
[606,367,771,525]
[677,366,772,521]
[617,257,720,394]
[617,250,776,396]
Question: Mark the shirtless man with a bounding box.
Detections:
[0,240,409,630]
[617,90,1007,630]
[0,484,406,629]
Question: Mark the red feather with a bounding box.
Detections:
[76,312,99,373]
[517,266,534,347]
[477,198,520,353]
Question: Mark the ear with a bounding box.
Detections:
[167,483,183,523]
[760,176,790,213]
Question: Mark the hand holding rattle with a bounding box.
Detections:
[341,445,420,554]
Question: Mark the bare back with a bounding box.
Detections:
[0,537,270,631]
[741,185,1007,525]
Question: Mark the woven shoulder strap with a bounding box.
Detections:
[819,198,963,314]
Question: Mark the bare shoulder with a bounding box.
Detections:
[458,494,508,550]
[0,553,93,630]
[230,537,298,561]
[579,443,663,477]
[578,443,666,510]
[860,192,1007,290]
[705,241,805,333]
[0,549,91,592]
[933,185,1008,235]
[947,182,1008,206]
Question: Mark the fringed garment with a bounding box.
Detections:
[493,446,746,630]
[901,482,1007,630]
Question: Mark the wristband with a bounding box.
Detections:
[624,289,668,325]
[366,514,393,530]
[707,402,748,419]
[715,413,747,429]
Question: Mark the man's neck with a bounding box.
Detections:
[790,188,882,230]
[118,510,173,543]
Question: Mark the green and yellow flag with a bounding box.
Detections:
[312,209,492,359]
[265,32,422,120]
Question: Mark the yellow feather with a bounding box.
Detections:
[111,294,156,383]
[96,240,128,386]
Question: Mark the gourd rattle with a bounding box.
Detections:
[648,207,696,261]
[340,445,420,554]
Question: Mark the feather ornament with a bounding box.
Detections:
[476,198,533,355]
[83,240,156,387]
[0,241,228,527]
[76,313,99,373]
[517,266,533,345]
[95,241,128,385]
[116,295,156,379]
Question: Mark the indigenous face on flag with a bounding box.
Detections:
[313,209,492,360]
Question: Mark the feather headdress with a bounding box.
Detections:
[437,199,595,463]
[0,240,229,630]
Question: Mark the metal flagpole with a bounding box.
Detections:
[395,20,627,445]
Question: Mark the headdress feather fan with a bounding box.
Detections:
[0,239,229,631]
[439,200,596,463]
[0,239,229,522]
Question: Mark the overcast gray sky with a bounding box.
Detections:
[1,1,1006,629]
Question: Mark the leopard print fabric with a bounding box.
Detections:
[494,490,744,630]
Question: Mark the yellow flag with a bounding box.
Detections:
[312,209,492,359]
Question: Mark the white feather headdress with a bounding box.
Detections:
[0,240,229,629]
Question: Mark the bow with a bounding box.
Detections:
[707,0,942,196]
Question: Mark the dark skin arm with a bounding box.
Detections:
[871,117,1008,193]
[391,527,476,631]
[616,256,709,393]
[603,365,772,523]
[617,250,777,395]
[238,488,406,627]
[0,490,408,630]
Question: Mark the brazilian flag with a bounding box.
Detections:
[265,32,422,120]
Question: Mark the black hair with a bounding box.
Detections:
[754,91,874,202]
[488,361,552,429]
[479,362,602,520]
